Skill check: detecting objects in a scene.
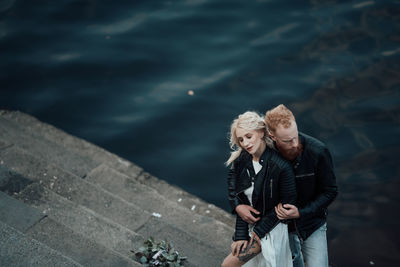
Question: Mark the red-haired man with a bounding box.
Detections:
[229,104,338,267]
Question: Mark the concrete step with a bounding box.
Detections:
[0,179,45,233]
[0,164,33,196]
[132,170,235,228]
[17,182,145,260]
[0,145,228,266]
[86,164,233,252]
[27,216,140,267]
[0,221,82,267]
[0,110,142,178]
[2,163,210,266]
[0,115,98,178]
[0,110,234,227]
[0,145,151,231]
[1,163,210,266]
[0,191,138,267]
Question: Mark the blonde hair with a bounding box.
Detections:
[265,104,295,133]
[226,111,273,166]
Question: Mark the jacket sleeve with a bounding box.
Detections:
[233,215,249,241]
[298,147,338,220]
[253,161,297,239]
[228,161,243,214]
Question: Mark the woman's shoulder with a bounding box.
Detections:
[267,148,291,169]
[232,150,251,166]
[239,150,251,160]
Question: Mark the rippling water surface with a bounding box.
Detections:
[1,0,399,266]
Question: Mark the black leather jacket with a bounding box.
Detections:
[228,147,296,240]
[288,133,338,240]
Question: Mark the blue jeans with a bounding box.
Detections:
[289,223,328,267]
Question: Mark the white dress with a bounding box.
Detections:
[242,161,293,267]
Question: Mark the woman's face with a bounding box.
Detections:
[235,128,265,156]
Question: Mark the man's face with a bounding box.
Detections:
[270,120,300,161]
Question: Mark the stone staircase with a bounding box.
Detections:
[0,110,235,267]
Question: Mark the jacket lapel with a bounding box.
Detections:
[251,149,272,206]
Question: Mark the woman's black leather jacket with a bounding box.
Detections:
[228,147,297,240]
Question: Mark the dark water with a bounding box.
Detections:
[1,0,399,266]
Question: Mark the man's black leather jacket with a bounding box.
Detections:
[228,147,297,240]
[289,133,338,240]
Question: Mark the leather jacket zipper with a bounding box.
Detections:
[263,165,270,215]
[270,179,273,199]
[262,178,267,214]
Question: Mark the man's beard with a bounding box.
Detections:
[278,142,303,161]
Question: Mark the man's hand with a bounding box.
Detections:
[275,203,300,220]
[235,205,260,224]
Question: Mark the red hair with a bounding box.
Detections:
[265,104,295,133]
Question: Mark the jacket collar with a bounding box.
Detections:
[241,145,271,168]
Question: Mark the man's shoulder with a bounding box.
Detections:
[268,148,292,169]
[300,132,328,154]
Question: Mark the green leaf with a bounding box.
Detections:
[140,256,148,264]
[134,237,187,266]
[166,254,174,261]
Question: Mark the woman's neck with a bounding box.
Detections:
[252,142,266,162]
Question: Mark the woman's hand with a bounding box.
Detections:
[231,240,248,256]
[235,204,260,224]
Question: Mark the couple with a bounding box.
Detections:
[221,104,338,267]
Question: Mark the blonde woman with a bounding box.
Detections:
[222,111,296,267]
